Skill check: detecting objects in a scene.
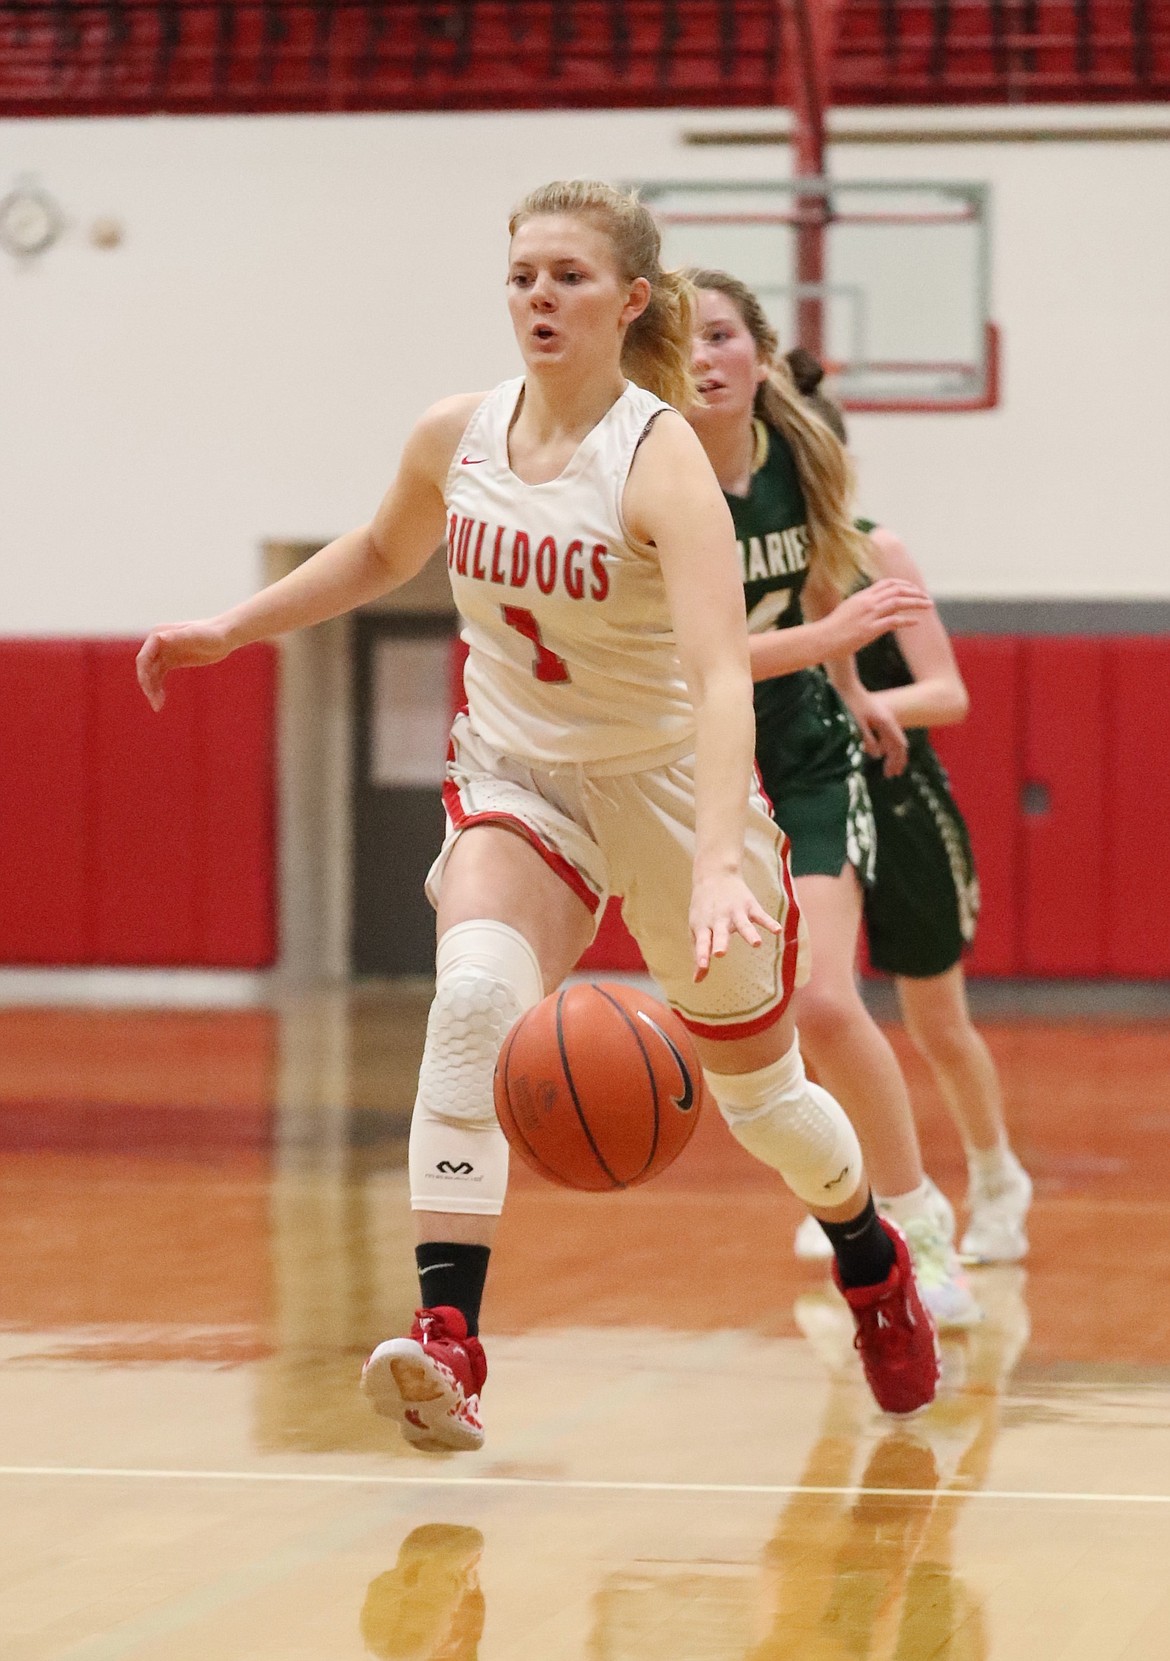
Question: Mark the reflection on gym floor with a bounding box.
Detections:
[361,1524,485,1661]
[354,1275,1029,1661]
[1,991,1170,1658]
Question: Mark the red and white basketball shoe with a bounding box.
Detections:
[833,1219,941,1416]
[361,1306,487,1452]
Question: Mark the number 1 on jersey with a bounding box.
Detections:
[502,605,570,684]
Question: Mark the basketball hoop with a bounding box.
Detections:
[640,178,998,412]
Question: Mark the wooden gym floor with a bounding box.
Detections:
[1,987,1169,1659]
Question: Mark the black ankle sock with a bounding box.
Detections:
[415,1243,491,1336]
[818,1194,897,1290]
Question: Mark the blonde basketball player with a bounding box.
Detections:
[138,181,941,1444]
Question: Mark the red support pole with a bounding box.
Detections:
[780,0,839,360]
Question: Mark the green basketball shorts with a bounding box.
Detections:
[862,740,980,979]
[755,671,877,886]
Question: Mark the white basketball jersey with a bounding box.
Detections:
[444,377,696,774]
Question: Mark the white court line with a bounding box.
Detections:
[1,1463,1169,1506]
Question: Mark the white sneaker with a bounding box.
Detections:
[796,1177,954,1264]
[961,1154,1033,1265]
[920,1175,957,1248]
[794,1212,833,1261]
[901,1215,982,1330]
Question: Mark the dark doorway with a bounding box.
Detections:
[351,613,455,976]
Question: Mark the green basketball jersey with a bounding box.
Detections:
[733,439,877,883]
[853,520,936,765]
[724,421,817,723]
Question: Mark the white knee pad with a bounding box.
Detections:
[705,1036,862,1209]
[409,920,545,1216]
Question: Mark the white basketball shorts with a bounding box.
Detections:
[426,714,810,1041]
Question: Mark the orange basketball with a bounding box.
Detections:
[493,981,704,1191]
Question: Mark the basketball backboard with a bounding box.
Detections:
[639,177,998,412]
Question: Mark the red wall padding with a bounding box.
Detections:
[1103,639,1170,975]
[933,638,1024,977]
[195,649,278,967]
[1019,638,1109,975]
[91,640,203,964]
[0,641,276,968]
[19,629,1147,978]
[0,642,93,963]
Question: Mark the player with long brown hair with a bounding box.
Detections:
[784,349,1032,1265]
[687,268,980,1325]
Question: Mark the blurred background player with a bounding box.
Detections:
[137,181,943,1447]
[687,268,980,1326]
[785,346,1033,1266]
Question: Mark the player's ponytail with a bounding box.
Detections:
[784,346,850,445]
[688,268,869,598]
[510,181,697,412]
[622,262,696,413]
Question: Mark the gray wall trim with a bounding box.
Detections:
[683,125,1170,148]
[937,599,1170,635]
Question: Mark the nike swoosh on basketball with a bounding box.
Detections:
[636,1011,696,1112]
[461,455,488,465]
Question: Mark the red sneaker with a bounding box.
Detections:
[833,1219,941,1416]
[361,1306,487,1452]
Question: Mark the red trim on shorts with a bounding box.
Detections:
[676,998,789,1042]
[753,762,775,818]
[776,825,803,1008]
[442,778,602,917]
[674,824,805,1043]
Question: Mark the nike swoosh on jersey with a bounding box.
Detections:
[460,455,488,465]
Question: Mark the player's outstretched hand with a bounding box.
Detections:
[690,872,783,983]
[136,620,233,711]
[821,579,932,657]
[850,690,909,778]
